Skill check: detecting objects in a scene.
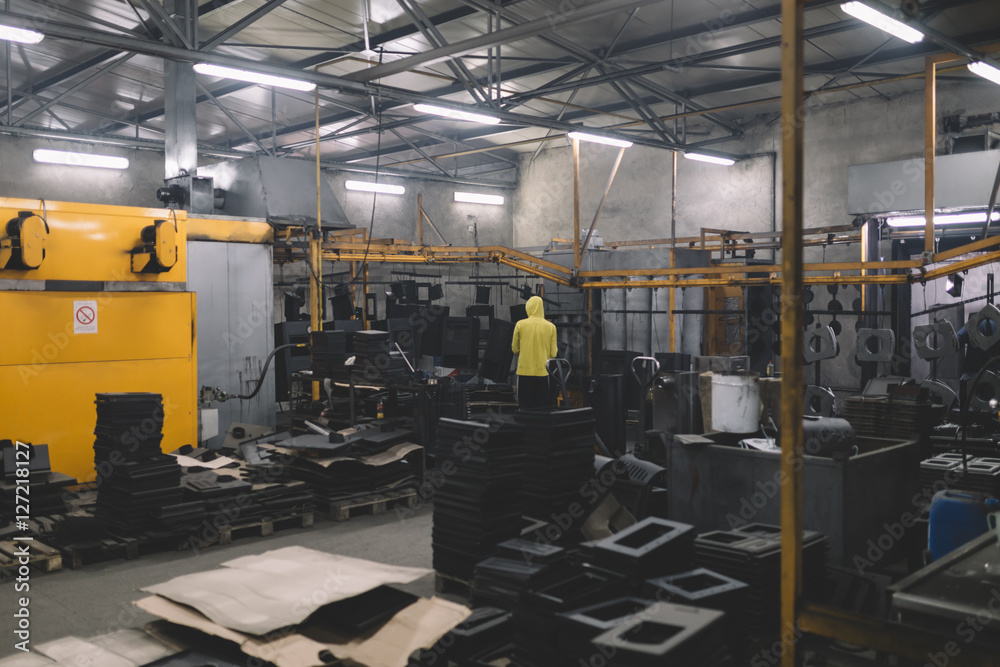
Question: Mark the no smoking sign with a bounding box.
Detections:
[73,300,98,334]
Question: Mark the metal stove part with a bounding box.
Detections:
[856,328,895,363]
[913,320,959,360]
[804,385,836,417]
[804,326,839,363]
[802,416,857,457]
[969,370,1000,411]
[967,304,1000,350]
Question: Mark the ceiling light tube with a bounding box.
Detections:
[840,1,924,44]
[968,61,1000,86]
[193,63,316,91]
[886,211,1000,227]
[413,103,500,125]
[566,131,633,148]
[0,23,44,44]
[454,192,505,206]
[33,149,129,170]
[345,180,405,195]
[684,152,737,166]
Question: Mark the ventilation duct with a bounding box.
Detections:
[198,156,350,227]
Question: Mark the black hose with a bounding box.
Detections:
[235,343,306,400]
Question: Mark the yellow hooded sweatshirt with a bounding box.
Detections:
[512,296,558,377]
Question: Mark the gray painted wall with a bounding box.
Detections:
[0,134,165,207]
[511,78,1000,394]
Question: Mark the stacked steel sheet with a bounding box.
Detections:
[431,418,524,580]
[93,393,182,533]
[516,408,596,521]
[693,523,828,639]
[310,330,348,380]
[351,330,408,382]
[582,517,695,579]
[591,602,735,666]
[920,454,1000,498]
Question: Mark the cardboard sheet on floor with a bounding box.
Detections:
[35,636,138,667]
[0,654,57,667]
[270,442,421,469]
[142,546,431,635]
[85,629,178,664]
[580,493,637,541]
[170,453,238,469]
[136,594,471,667]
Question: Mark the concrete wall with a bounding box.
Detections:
[0,134,166,207]
[511,78,1000,394]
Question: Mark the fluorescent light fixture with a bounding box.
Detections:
[684,152,737,166]
[454,192,505,206]
[969,61,1000,86]
[0,23,44,44]
[840,2,924,44]
[413,103,500,125]
[33,149,129,170]
[193,63,315,91]
[886,211,1000,227]
[566,131,633,148]
[345,180,405,195]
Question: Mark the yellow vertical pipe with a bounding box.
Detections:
[311,82,323,401]
[668,249,676,353]
[573,137,581,270]
[417,192,424,245]
[925,59,937,256]
[780,1,806,665]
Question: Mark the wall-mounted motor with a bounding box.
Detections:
[0,211,49,270]
[131,219,178,273]
[155,174,222,214]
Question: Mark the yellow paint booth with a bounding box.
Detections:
[0,199,197,482]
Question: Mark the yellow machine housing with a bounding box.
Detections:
[0,199,197,482]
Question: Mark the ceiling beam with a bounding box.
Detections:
[345,0,668,83]
[0,0,242,118]
[200,0,291,51]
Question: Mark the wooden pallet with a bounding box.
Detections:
[324,488,419,522]
[63,511,316,568]
[0,539,62,578]
[434,571,471,597]
[218,511,315,544]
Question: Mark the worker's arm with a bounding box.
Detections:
[549,325,558,359]
[512,322,521,355]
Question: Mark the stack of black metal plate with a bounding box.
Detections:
[432,418,525,580]
[409,607,512,666]
[93,393,183,533]
[516,408,596,521]
[694,523,828,639]
[471,549,561,610]
[919,455,1000,498]
[583,517,695,579]
[554,597,655,667]
[644,568,749,654]
[0,444,75,519]
[351,330,408,382]
[310,330,347,380]
[511,566,623,666]
[591,602,734,666]
[919,454,963,494]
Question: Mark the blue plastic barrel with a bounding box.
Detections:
[928,490,999,561]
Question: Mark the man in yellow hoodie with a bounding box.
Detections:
[511,295,559,410]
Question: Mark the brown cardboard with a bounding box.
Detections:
[143,546,431,634]
[136,595,471,667]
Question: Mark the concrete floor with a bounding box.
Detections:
[0,505,436,658]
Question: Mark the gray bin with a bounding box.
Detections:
[666,436,921,566]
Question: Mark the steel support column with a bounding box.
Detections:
[925,59,937,256]
[164,0,198,178]
[779,2,806,667]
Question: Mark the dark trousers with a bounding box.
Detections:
[517,375,552,410]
